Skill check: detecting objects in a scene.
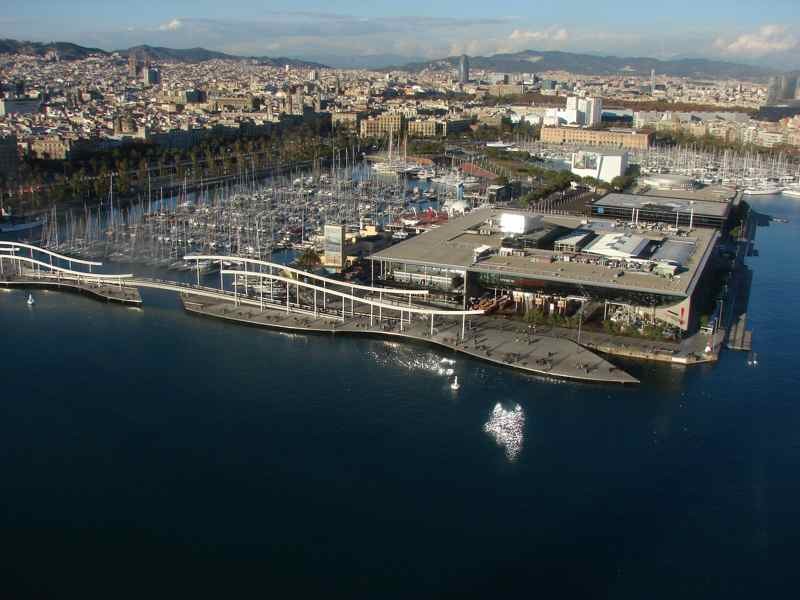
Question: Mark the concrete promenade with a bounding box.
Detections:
[181,294,639,385]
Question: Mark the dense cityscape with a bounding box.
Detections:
[2,46,800,191]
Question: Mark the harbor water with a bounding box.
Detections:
[1,195,799,597]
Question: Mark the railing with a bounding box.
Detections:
[1,245,484,322]
[184,254,429,296]
[220,269,483,317]
[0,254,133,280]
[0,241,103,267]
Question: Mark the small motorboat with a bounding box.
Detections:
[450,376,460,391]
[26,293,35,306]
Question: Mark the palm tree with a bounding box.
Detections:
[296,247,321,270]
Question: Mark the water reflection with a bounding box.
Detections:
[484,403,525,462]
[369,343,457,378]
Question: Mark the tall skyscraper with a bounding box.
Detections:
[128,53,139,78]
[290,86,304,115]
[779,76,794,100]
[458,55,470,84]
[766,76,781,104]
[581,97,603,127]
[650,69,656,95]
[765,75,800,105]
[143,67,160,87]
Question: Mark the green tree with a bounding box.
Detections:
[296,247,321,270]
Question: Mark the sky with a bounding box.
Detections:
[1,1,799,69]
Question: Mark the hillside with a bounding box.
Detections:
[0,38,106,60]
[394,49,777,80]
[0,38,326,68]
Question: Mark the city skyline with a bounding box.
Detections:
[1,2,800,69]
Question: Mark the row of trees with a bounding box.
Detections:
[654,130,799,156]
[519,170,580,205]
[2,118,362,212]
[524,308,580,329]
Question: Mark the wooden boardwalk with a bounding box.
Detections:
[0,275,142,305]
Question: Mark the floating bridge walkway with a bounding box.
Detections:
[0,242,482,329]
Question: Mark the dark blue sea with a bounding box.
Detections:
[1,195,799,598]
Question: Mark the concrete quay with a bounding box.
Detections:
[181,294,639,385]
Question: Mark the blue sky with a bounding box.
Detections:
[2,1,799,68]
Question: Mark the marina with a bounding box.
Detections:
[13,158,479,266]
[2,143,791,383]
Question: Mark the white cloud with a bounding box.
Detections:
[714,25,798,56]
[31,13,799,70]
[509,27,569,43]
[158,19,183,32]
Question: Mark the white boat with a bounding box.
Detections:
[372,161,399,175]
[432,171,481,191]
[743,186,783,196]
[450,376,460,390]
[401,165,422,177]
[26,293,35,306]
[782,188,800,198]
[195,260,219,274]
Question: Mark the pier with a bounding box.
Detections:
[725,206,757,352]
[181,295,638,385]
[1,242,638,385]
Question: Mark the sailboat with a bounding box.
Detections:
[450,376,460,390]
[26,293,35,306]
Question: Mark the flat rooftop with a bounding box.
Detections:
[554,228,594,247]
[638,186,737,203]
[583,232,650,259]
[370,207,719,298]
[594,192,731,219]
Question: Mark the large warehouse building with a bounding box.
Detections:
[370,205,724,334]
[540,126,652,150]
[589,193,732,229]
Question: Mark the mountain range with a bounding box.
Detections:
[0,38,326,68]
[0,38,782,80]
[392,49,779,80]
